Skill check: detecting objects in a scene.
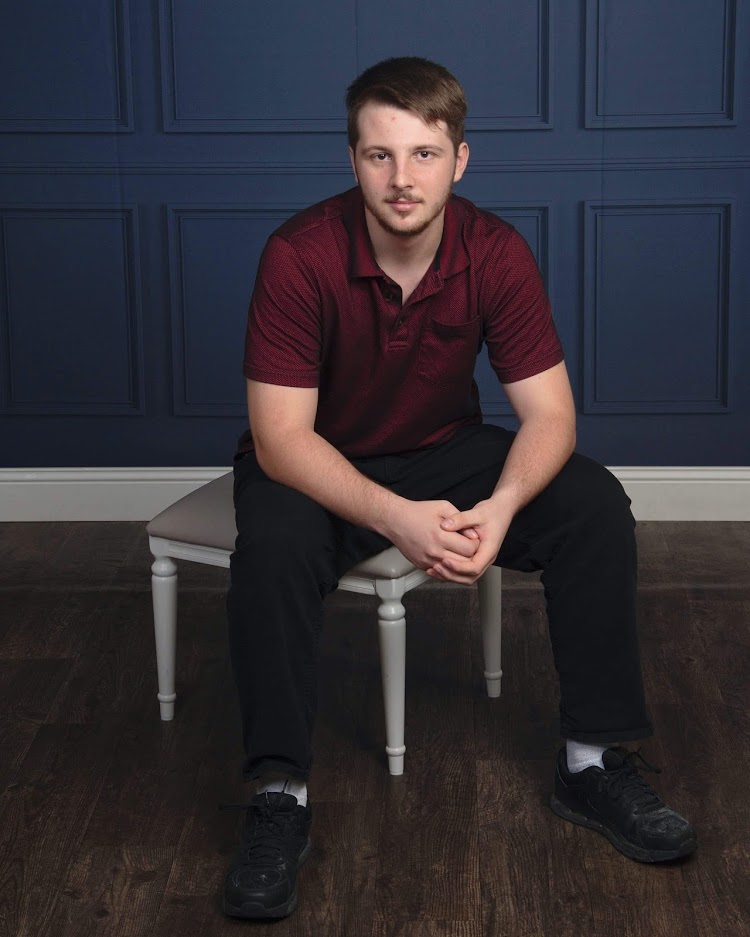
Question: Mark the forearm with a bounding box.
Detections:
[256,429,405,536]
[489,413,576,514]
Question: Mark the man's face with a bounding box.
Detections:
[349,102,469,240]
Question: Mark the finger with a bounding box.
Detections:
[433,563,476,585]
[434,548,488,584]
[443,531,479,558]
[462,527,479,540]
[441,511,475,532]
[442,542,496,577]
[442,509,482,531]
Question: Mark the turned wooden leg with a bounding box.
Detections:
[478,566,503,698]
[150,551,178,720]
[375,578,407,776]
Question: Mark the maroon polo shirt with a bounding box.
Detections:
[236,186,563,459]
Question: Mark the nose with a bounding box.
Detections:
[390,155,413,191]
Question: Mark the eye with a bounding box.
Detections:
[417,151,433,159]
[372,152,390,161]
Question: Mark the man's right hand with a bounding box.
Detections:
[382,499,480,572]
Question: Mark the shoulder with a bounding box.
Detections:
[452,195,517,248]
[452,196,539,278]
[272,189,353,246]
[260,188,354,277]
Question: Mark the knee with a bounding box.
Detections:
[231,482,337,584]
[557,456,634,532]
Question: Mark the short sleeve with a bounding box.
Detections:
[482,228,564,384]
[243,235,322,387]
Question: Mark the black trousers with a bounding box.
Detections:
[226,423,652,781]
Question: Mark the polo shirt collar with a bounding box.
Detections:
[345,187,470,281]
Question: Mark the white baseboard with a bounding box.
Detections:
[0,468,227,522]
[0,466,748,522]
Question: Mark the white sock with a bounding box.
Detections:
[256,778,308,807]
[566,740,614,773]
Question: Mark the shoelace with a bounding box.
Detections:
[603,747,664,810]
[220,789,295,865]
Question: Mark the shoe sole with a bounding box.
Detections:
[549,795,697,863]
[223,839,312,919]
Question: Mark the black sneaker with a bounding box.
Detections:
[222,791,312,919]
[549,746,698,863]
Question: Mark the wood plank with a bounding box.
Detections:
[687,592,750,713]
[657,522,750,590]
[46,653,225,937]
[372,923,482,937]
[0,519,747,936]
[401,586,476,757]
[653,698,750,937]
[0,715,40,792]
[477,756,593,937]
[0,590,100,660]
[45,589,156,724]
[0,659,73,720]
[285,801,379,937]
[152,662,244,905]
[0,522,72,589]
[40,522,146,592]
[638,589,725,708]
[472,586,559,764]
[0,723,118,937]
[374,751,480,922]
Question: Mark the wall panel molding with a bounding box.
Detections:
[160,0,551,132]
[166,204,305,415]
[585,0,737,128]
[467,0,551,130]
[356,0,551,130]
[0,0,133,133]
[4,156,750,176]
[159,0,356,133]
[0,205,144,414]
[583,199,732,414]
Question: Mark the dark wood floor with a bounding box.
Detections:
[0,521,749,937]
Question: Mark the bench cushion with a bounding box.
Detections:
[146,472,416,579]
[146,473,236,551]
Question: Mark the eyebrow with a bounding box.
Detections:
[361,144,447,154]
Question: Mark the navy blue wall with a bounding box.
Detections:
[0,0,748,467]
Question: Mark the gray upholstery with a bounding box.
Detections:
[146,471,416,579]
[147,472,237,551]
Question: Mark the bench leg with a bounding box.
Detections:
[151,554,178,720]
[375,579,407,776]
[478,566,503,697]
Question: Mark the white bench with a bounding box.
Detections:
[147,472,503,775]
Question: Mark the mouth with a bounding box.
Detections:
[387,198,421,213]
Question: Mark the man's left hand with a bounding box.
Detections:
[425,498,511,585]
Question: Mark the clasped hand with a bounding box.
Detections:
[387,498,508,586]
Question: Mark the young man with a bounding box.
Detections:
[224,57,697,920]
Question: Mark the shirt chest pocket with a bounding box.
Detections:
[417,315,482,386]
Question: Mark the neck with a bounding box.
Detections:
[364,207,445,272]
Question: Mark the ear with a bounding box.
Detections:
[453,141,470,184]
[348,146,359,182]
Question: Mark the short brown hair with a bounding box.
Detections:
[345,57,467,154]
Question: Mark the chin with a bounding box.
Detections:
[375,210,435,239]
